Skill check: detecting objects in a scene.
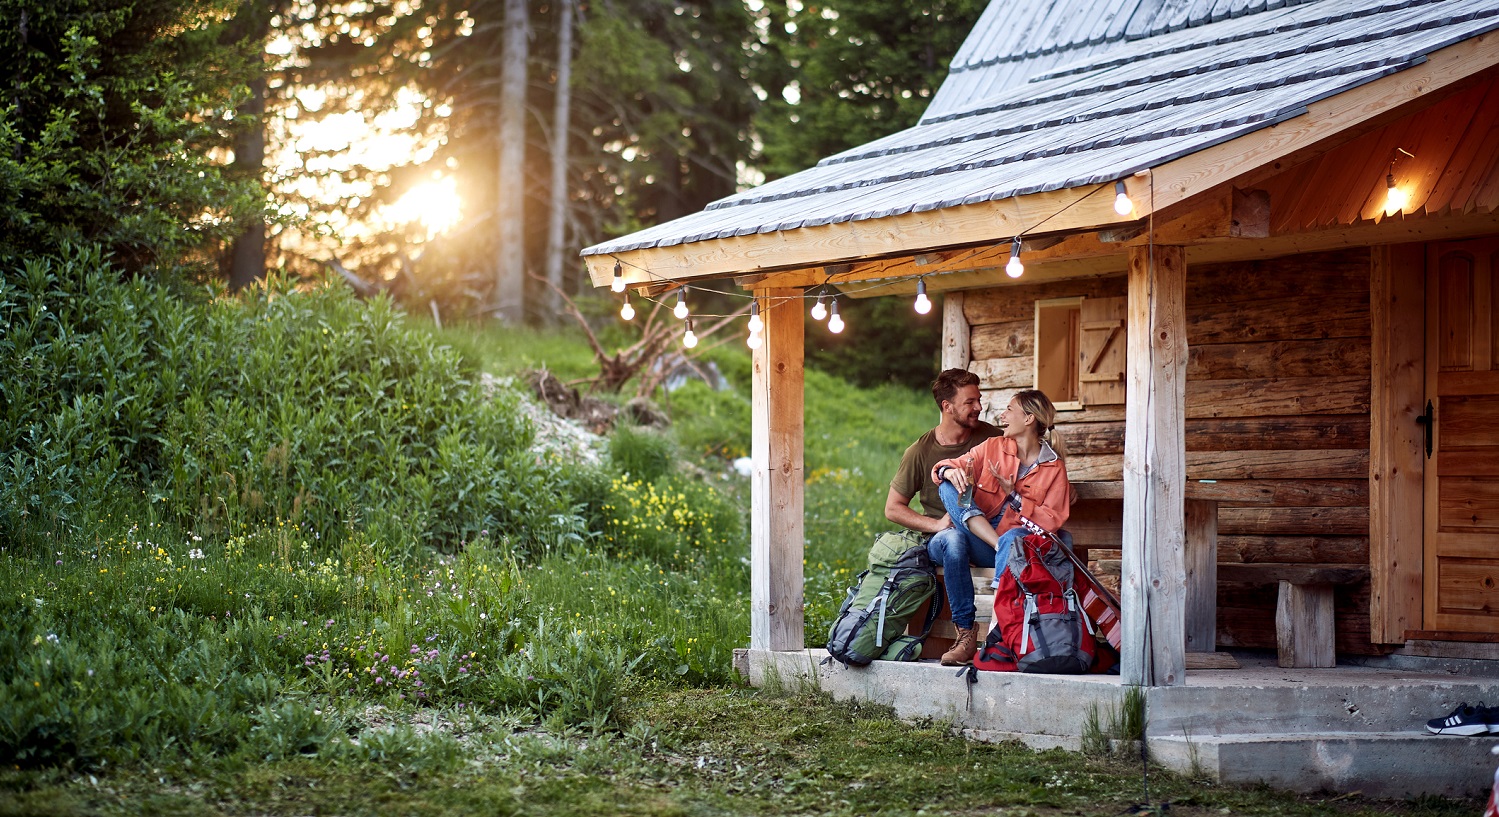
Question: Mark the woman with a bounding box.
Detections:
[926,388,1071,666]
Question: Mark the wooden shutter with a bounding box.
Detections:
[1079,296,1126,406]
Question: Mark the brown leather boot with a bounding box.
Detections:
[940,625,978,666]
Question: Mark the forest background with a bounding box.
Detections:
[0,1,1480,814]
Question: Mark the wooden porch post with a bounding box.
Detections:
[750,288,805,651]
[942,292,969,371]
[1121,244,1188,686]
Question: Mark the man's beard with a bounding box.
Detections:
[954,412,981,430]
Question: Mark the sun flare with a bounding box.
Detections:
[387,177,463,237]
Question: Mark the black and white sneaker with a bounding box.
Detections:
[1426,702,1495,735]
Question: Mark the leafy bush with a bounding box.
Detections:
[0,247,575,553]
[662,379,750,462]
[608,425,675,482]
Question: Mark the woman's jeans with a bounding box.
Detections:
[926,480,1070,629]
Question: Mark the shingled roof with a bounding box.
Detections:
[583,0,1499,279]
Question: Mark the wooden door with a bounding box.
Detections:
[1425,236,1499,634]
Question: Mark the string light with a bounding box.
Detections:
[810,289,828,321]
[914,278,932,314]
[673,289,689,320]
[1005,238,1025,278]
[747,299,763,334]
[682,318,698,348]
[746,330,762,350]
[611,260,626,293]
[619,293,635,321]
[1113,180,1132,216]
[827,297,844,334]
[1385,173,1408,213]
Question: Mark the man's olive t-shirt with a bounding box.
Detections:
[890,422,1001,519]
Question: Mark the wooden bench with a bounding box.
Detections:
[909,567,993,659]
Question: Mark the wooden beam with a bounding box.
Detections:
[1369,243,1426,644]
[1184,499,1218,653]
[751,287,805,651]
[1121,244,1188,687]
[1121,188,1270,246]
[942,292,969,371]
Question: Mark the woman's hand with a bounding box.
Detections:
[988,461,1014,496]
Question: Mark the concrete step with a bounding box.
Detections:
[1148,730,1499,798]
[1144,667,1499,735]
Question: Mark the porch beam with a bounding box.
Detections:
[1121,244,1188,686]
[750,288,806,651]
[942,292,969,371]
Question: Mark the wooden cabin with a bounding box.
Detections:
[582,0,1499,720]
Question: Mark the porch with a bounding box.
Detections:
[738,648,1499,799]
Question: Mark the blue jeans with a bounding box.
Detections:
[927,481,1069,628]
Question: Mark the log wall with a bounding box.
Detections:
[963,248,1380,654]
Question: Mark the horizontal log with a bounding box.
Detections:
[1186,250,1370,305]
[1059,416,1370,455]
[1219,506,1369,536]
[969,356,1030,390]
[1066,449,1369,482]
[1187,376,1369,417]
[1217,562,1370,585]
[1188,338,1371,380]
[1187,292,1368,345]
[963,277,1125,326]
[1219,534,1370,564]
[969,320,1031,360]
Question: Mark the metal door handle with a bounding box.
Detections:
[1416,400,1434,459]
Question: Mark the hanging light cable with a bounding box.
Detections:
[1113,180,1133,216]
[827,296,845,334]
[611,260,626,293]
[914,277,932,314]
[673,289,689,320]
[1005,237,1025,278]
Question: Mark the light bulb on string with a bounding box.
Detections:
[747,299,763,334]
[810,290,828,321]
[827,297,844,334]
[1005,238,1025,279]
[682,318,698,349]
[914,278,932,314]
[611,260,626,293]
[673,289,689,320]
[620,294,635,321]
[1113,180,1133,216]
[746,330,762,350]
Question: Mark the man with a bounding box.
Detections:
[886,369,1000,664]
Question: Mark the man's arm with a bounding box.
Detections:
[885,486,950,534]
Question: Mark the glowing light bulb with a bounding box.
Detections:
[611,260,626,293]
[673,290,689,320]
[620,298,635,321]
[810,293,827,321]
[1386,174,1408,213]
[827,299,844,334]
[746,330,762,350]
[1113,180,1133,216]
[747,300,763,334]
[914,278,932,314]
[1006,239,1024,278]
[682,319,698,349]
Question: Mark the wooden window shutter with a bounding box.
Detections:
[1078,295,1126,406]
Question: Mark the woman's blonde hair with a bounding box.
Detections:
[1012,388,1067,460]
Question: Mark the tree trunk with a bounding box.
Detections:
[543,0,574,322]
[227,2,272,292]
[494,0,529,323]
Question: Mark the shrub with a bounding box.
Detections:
[608,424,675,483]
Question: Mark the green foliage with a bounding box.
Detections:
[0,247,576,553]
[752,0,988,180]
[0,0,267,275]
[660,379,751,462]
[805,294,943,389]
[607,425,675,483]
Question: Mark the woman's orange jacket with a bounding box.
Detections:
[931,436,1070,534]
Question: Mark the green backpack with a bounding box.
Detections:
[824,530,942,666]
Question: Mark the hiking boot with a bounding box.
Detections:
[940,625,978,666]
[1426,702,1496,735]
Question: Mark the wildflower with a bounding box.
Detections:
[45,633,58,644]
[188,549,204,560]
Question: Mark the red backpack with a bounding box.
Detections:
[973,532,1104,674]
